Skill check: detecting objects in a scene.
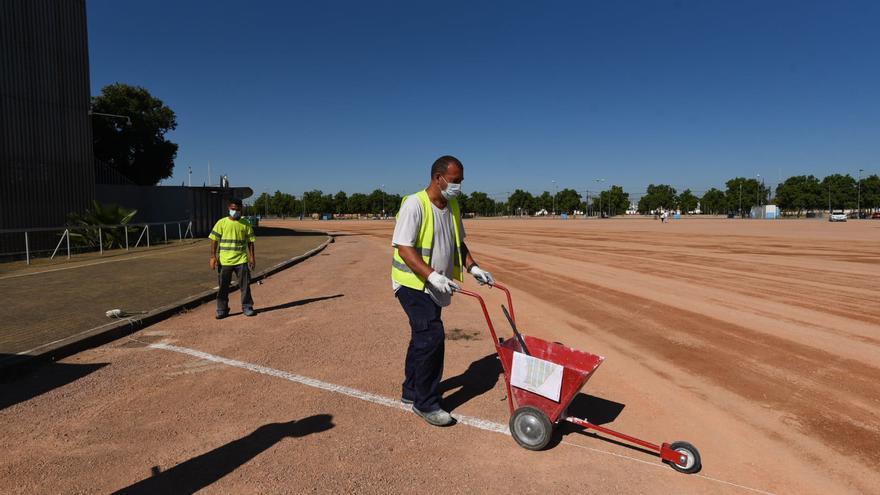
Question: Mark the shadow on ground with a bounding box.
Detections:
[553,394,659,457]
[0,356,108,411]
[256,226,326,237]
[440,353,503,412]
[112,414,335,494]
[256,294,344,315]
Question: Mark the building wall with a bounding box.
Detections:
[96,185,253,236]
[0,0,94,229]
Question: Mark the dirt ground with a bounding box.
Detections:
[1,217,877,494]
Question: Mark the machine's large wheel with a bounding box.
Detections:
[666,441,702,474]
[510,406,553,451]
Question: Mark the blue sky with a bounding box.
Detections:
[87,0,879,200]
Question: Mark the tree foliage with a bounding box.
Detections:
[556,188,583,214]
[637,184,677,213]
[774,175,823,216]
[699,188,726,215]
[725,177,769,214]
[821,174,857,210]
[592,185,629,216]
[92,83,178,185]
[67,201,138,248]
[678,189,699,213]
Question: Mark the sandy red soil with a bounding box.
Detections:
[1,217,877,494]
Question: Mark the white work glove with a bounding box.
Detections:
[469,265,495,286]
[427,271,459,294]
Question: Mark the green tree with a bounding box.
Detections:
[507,189,534,216]
[821,174,857,210]
[67,201,138,248]
[860,174,880,211]
[334,191,348,214]
[678,189,698,213]
[725,177,768,215]
[467,191,495,216]
[348,193,369,214]
[592,185,629,216]
[637,184,677,213]
[775,175,823,216]
[556,188,582,214]
[536,191,553,213]
[699,188,726,215]
[92,83,178,185]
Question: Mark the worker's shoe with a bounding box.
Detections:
[401,397,414,405]
[243,307,256,317]
[215,312,228,320]
[412,406,455,427]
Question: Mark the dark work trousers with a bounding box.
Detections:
[216,262,254,315]
[396,285,445,413]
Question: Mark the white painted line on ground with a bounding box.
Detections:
[150,342,775,495]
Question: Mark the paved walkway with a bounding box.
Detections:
[0,226,327,358]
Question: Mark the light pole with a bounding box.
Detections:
[858,168,864,219]
[551,180,557,216]
[756,174,761,208]
[380,184,385,219]
[828,182,832,213]
[594,179,605,218]
[263,188,268,218]
[739,183,743,218]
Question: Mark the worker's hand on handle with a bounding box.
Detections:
[249,259,255,270]
[469,265,495,286]
[427,271,459,295]
[210,256,218,270]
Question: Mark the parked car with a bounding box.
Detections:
[829,211,847,222]
[872,212,880,219]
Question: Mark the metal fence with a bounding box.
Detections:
[0,220,195,265]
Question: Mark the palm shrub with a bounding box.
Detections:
[67,201,138,249]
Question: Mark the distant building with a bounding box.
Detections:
[0,0,94,230]
[0,0,250,245]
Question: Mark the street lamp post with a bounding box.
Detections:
[551,180,557,216]
[858,168,864,219]
[594,179,605,218]
[380,184,385,219]
[756,174,761,209]
[739,183,743,218]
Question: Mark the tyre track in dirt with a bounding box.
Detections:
[339,218,880,492]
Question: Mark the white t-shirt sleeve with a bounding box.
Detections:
[392,196,423,247]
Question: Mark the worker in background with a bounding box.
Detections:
[209,198,256,319]
[391,155,495,426]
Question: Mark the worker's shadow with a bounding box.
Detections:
[440,353,504,412]
[253,294,344,315]
[112,414,335,495]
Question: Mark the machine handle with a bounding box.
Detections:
[501,304,530,356]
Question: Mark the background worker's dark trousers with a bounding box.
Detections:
[217,263,254,316]
[396,286,445,413]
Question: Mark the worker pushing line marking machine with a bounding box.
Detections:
[454,281,702,474]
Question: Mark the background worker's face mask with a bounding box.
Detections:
[229,209,242,219]
[440,176,462,200]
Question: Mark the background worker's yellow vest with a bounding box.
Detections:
[391,190,464,291]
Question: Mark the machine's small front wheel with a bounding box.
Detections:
[667,441,702,474]
[510,406,553,451]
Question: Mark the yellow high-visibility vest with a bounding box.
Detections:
[391,190,464,291]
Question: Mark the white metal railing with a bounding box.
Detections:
[1,220,194,265]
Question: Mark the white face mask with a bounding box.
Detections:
[440,176,462,200]
[229,209,241,219]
